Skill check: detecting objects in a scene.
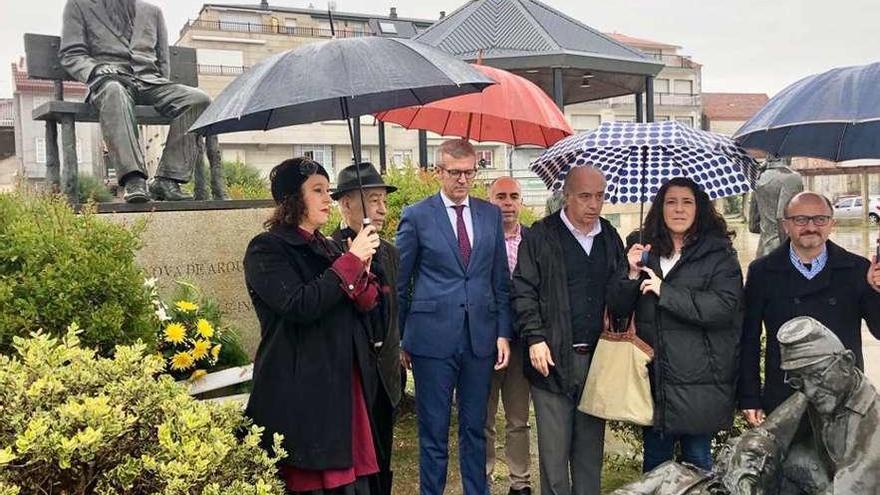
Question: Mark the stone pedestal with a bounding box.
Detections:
[97,200,275,357]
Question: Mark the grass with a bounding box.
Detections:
[390,375,642,494]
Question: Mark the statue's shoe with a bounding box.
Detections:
[123,177,150,203]
[149,177,193,201]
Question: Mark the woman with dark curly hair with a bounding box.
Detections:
[608,176,744,473]
[243,157,383,494]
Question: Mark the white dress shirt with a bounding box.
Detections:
[560,208,602,255]
[440,190,474,248]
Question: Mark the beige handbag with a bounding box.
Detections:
[577,312,654,426]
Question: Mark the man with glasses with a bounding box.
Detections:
[739,191,880,426]
[777,316,880,493]
[396,139,512,495]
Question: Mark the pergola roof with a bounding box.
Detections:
[414,0,663,103]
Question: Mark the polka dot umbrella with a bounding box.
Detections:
[531,120,758,204]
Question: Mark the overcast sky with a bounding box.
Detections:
[1,0,877,99]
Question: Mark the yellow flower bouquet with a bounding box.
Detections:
[149,281,248,381]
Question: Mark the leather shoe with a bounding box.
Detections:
[149,177,193,201]
[509,488,531,495]
[122,176,150,203]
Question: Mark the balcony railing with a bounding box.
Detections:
[182,19,373,39]
[648,53,699,69]
[197,64,249,76]
[606,92,701,107]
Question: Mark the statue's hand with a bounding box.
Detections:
[93,64,121,76]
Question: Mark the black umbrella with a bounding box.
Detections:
[190,32,494,223]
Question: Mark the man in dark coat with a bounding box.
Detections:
[331,162,401,495]
[739,192,880,425]
[60,0,215,202]
[512,166,626,495]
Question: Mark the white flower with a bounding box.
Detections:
[143,278,158,289]
[154,302,170,322]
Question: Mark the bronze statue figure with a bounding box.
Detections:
[615,315,880,494]
[60,0,220,202]
[610,392,808,495]
[748,157,804,257]
[778,316,880,494]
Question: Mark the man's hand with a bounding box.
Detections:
[529,341,555,377]
[741,408,765,427]
[639,267,663,297]
[868,254,880,294]
[400,350,412,370]
[495,338,510,370]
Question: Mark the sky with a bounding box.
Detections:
[1,0,878,99]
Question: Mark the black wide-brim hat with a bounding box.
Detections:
[331,162,397,200]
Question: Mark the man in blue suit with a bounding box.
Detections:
[397,138,513,495]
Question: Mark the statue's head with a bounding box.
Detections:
[720,429,783,495]
[779,316,859,415]
[719,392,808,495]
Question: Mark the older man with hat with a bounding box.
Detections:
[331,162,400,495]
[778,316,880,494]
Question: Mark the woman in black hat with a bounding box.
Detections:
[243,156,383,494]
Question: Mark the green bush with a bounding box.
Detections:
[76,175,114,203]
[223,161,271,200]
[0,328,285,494]
[0,191,154,356]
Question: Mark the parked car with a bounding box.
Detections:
[833,195,880,224]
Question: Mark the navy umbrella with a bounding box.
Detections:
[734,62,880,161]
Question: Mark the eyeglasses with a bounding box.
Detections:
[784,215,832,227]
[784,355,842,391]
[440,168,478,180]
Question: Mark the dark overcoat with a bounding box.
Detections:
[511,214,626,398]
[738,240,880,412]
[243,225,376,469]
[332,228,402,408]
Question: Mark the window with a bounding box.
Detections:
[284,18,297,34]
[294,145,333,170]
[675,116,694,127]
[218,12,261,32]
[35,137,46,164]
[391,149,413,167]
[571,114,601,131]
[197,49,243,67]
[673,79,694,95]
[654,78,670,93]
[379,22,398,34]
[476,150,494,168]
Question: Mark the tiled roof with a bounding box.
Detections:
[0,98,13,126]
[11,62,87,94]
[605,32,680,50]
[414,0,654,65]
[702,93,769,121]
